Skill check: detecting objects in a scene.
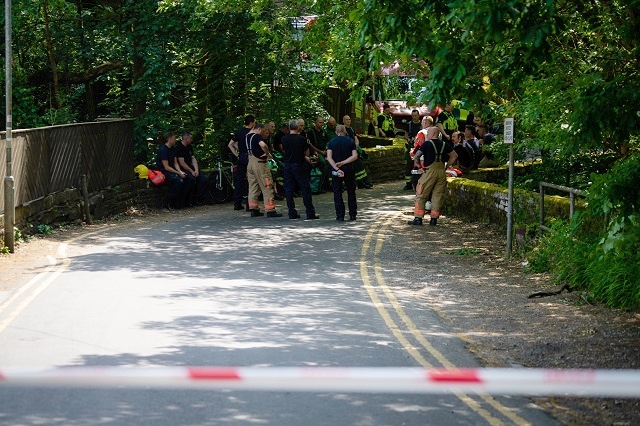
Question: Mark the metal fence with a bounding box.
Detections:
[0,119,134,212]
[539,181,585,233]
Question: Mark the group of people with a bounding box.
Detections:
[226,114,365,221]
[154,102,498,226]
[155,131,209,209]
[394,101,498,226]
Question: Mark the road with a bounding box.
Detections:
[0,182,558,425]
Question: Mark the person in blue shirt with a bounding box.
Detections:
[326,125,359,221]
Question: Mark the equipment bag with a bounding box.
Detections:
[147,169,166,185]
[310,167,323,194]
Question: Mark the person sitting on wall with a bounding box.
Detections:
[449,131,475,174]
[156,132,188,209]
[176,131,207,205]
[477,123,500,168]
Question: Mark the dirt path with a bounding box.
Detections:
[388,214,640,426]
[2,205,639,425]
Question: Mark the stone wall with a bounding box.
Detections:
[443,178,581,228]
[1,179,152,237]
[359,137,406,183]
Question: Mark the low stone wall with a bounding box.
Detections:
[1,179,152,237]
[443,178,580,228]
[360,137,406,183]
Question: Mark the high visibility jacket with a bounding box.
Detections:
[440,110,458,131]
[378,113,394,132]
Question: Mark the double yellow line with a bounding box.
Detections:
[359,215,529,426]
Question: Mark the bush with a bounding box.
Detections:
[526,153,640,310]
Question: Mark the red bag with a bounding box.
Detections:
[147,169,166,185]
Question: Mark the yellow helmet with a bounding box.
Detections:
[134,164,149,179]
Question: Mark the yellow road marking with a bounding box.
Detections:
[361,216,531,425]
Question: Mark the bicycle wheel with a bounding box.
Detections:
[207,170,232,203]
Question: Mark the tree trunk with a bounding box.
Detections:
[42,0,62,109]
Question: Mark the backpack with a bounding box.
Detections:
[147,169,166,185]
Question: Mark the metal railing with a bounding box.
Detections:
[539,182,585,232]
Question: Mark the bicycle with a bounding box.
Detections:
[206,155,235,204]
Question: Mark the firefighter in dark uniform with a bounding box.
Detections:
[407,126,458,226]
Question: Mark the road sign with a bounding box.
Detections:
[503,118,514,144]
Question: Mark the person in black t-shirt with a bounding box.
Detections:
[281,119,318,220]
[407,126,457,226]
[450,131,474,174]
[176,132,205,205]
[477,123,499,168]
[228,114,256,210]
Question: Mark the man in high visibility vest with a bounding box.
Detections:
[377,103,396,138]
[436,102,458,144]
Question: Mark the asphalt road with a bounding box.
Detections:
[0,182,559,425]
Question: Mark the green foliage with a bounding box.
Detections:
[37,224,53,235]
[527,153,640,310]
[13,227,23,243]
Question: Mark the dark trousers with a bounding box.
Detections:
[331,170,357,219]
[163,172,186,207]
[184,172,209,204]
[233,154,248,205]
[284,163,315,218]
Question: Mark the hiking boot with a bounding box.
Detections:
[429,217,438,226]
[407,217,423,226]
[349,215,357,221]
[266,211,283,218]
[306,214,320,220]
[233,203,244,210]
[289,213,301,219]
[250,209,264,217]
[336,216,345,222]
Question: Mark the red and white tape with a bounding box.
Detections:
[1,367,639,397]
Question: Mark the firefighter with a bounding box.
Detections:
[246,123,283,218]
[407,126,458,226]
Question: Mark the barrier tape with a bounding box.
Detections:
[1,367,639,397]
